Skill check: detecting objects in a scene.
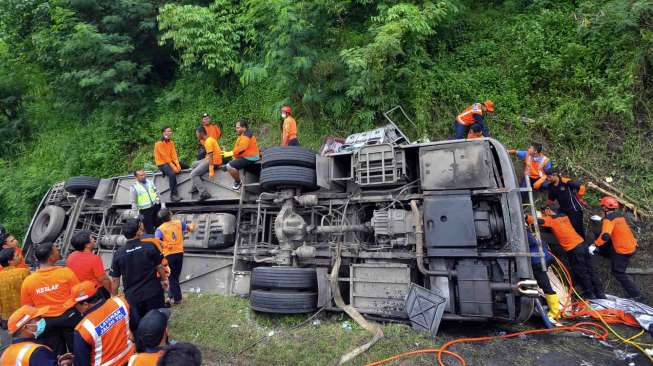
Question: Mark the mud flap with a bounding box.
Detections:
[405,283,447,336]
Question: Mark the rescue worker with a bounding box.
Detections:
[128,308,170,365]
[280,106,299,146]
[20,243,81,355]
[71,281,136,366]
[66,230,112,299]
[0,248,30,326]
[110,218,168,323]
[1,305,73,365]
[1,233,27,269]
[508,143,552,190]
[154,127,187,203]
[190,126,223,201]
[466,123,484,139]
[197,113,221,160]
[589,196,645,301]
[226,119,260,190]
[454,100,494,139]
[130,169,161,234]
[527,208,605,299]
[526,231,560,323]
[545,167,587,238]
[156,208,195,305]
[158,342,202,366]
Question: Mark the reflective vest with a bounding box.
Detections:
[456,103,484,126]
[127,351,163,366]
[158,220,184,256]
[0,342,51,366]
[133,181,158,210]
[524,154,549,179]
[75,297,135,366]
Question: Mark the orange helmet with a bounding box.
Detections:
[281,106,292,114]
[8,305,49,334]
[600,196,619,210]
[484,100,494,112]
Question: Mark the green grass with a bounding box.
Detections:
[169,294,652,366]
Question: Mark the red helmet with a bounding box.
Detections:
[600,196,619,209]
[281,106,292,114]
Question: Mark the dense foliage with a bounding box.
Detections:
[1,0,653,236]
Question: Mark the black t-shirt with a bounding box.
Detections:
[547,180,583,214]
[110,239,163,302]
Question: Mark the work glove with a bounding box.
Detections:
[588,244,597,255]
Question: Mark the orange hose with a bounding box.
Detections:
[365,322,608,366]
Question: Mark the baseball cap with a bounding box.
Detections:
[70,281,99,303]
[8,305,49,334]
[136,308,171,348]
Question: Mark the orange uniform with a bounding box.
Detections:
[467,130,483,139]
[204,124,221,141]
[127,351,163,366]
[204,136,223,165]
[75,296,135,366]
[20,267,78,317]
[282,116,297,146]
[595,213,637,254]
[153,139,180,168]
[157,220,185,256]
[456,103,485,126]
[528,214,583,252]
[233,130,259,159]
[0,342,55,366]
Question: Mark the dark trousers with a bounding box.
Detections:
[128,291,166,329]
[198,145,206,160]
[287,138,300,146]
[567,244,604,298]
[532,263,555,294]
[167,253,184,302]
[454,121,489,139]
[563,210,585,239]
[40,307,82,355]
[139,204,161,234]
[158,162,189,196]
[611,252,640,298]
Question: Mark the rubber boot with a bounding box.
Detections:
[545,293,561,320]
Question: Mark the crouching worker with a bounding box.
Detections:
[1,305,73,365]
[128,309,170,365]
[527,208,605,299]
[226,119,260,190]
[72,281,136,366]
[590,196,645,302]
[190,126,222,201]
[526,230,560,324]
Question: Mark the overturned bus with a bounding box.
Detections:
[23,116,538,329]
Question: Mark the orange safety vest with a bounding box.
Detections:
[456,103,484,126]
[524,154,549,179]
[282,116,297,146]
[595,214,637,254]
[75,296,135,366]
[0,342,51,366]
[467,130,483,139]
[127,351,163,366]
[158,220,184,256]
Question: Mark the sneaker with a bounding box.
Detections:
[170,193,182,202]
[232,181,242,190]
[198,192,211,201]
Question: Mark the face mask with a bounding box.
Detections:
[32,319,46,338]
[281,113,287,119]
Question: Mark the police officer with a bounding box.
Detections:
[130,169,161,235]
[72,281,136,366]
